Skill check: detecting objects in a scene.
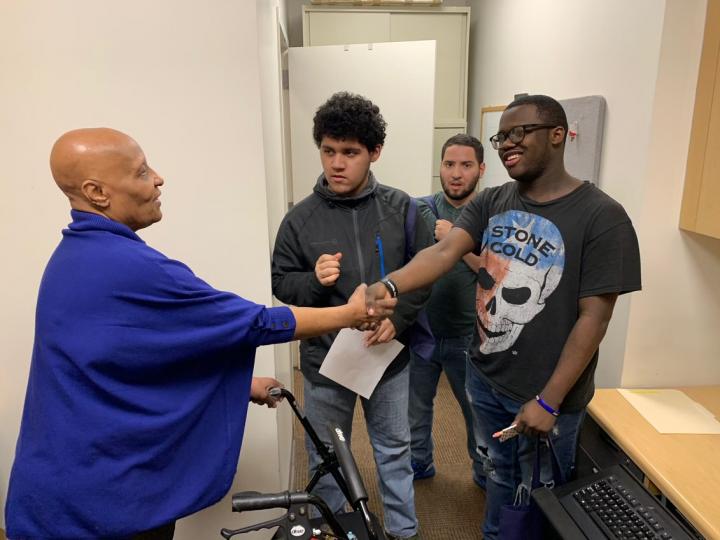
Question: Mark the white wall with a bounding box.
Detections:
[288,40,436,201]
[256,0,297,492]
[468,0,667,387]
[0,1,286,537]
[622,0,720,387]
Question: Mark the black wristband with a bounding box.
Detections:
[380,278,398,298]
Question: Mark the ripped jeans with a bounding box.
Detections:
[465,361,585,540]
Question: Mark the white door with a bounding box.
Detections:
[288,40,436,202]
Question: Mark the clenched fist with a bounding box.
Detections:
[434,219,453,242]
[315,252,342,286]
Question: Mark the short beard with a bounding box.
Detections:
[441,176,479,201]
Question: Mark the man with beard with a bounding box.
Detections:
[365,95,641,539]
[409,134,486,488]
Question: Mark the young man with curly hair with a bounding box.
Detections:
[272,92,433,540]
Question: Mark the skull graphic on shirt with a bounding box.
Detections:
[476,211,565,354]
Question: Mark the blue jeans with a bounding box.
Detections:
[465,362,585,540]
[408,335,484,482]
[303,365,417,538]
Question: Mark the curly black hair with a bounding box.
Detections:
[312,92,387,152]
[506,94,568,137]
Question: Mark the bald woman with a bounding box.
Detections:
[5,129,394,539]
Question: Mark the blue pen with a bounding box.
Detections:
[375,232,386,278]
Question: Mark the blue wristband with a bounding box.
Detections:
[535,395,560,417]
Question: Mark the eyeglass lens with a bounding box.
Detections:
[491,126,526,149]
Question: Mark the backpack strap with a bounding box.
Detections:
[402,195,436,362]
[404,197,418,263]
[418,194,439,219]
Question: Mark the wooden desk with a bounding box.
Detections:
[588,387,720,540]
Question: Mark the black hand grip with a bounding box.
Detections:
[231,490,291,512]
[327,424,368,506]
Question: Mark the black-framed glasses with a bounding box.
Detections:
[489,124,557,149]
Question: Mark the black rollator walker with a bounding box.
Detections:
[221,388,386,540]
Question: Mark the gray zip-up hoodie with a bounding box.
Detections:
[271,172,433,386]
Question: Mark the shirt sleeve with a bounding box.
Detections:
[579,204,642,298]
[99,254,298,370]
[250,305,297,346]
[454,188,490,253]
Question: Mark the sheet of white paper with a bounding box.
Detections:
[618,388,720,434]
[319,328,405,399]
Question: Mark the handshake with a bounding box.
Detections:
[344,281,398,331]
[315,252,399,331]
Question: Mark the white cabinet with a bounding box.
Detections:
[390,12,468,125]
[303,6,470,188]
[304,11,391,46]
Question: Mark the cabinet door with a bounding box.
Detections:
[305,12,390,46]
[289,41,435,201]
[390,13,468,125]
[695,60,720,237]
[680,0,720,239]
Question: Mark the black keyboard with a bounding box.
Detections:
[573,474,672,539]
[532,464,696,540]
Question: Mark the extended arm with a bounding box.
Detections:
[513,293,618,436]
[366,227,476,312]
[290,284,396,340]
[434,218,483,273]
[386,208,435,335]
[365,208,436,345]
[461,252,483,273]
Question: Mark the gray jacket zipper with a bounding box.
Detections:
[352,208,366,283]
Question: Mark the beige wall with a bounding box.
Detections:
[0,0,288,536]
[256,0,297,491]
[622,0,720,387]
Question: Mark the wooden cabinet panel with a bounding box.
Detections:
[680,0,720,239]
[305,12,390,46]
[695,49,720,237]
[390,13,468,124]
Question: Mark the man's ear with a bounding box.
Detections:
[81,179,110,208]
[550,126,566,146]
[478,162,487,178]
[369,145,383,163]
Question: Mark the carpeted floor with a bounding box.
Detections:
[291,369,485,539]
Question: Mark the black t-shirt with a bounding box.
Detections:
[455,181,641,411]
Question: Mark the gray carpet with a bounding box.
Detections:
[291,370,485,538]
